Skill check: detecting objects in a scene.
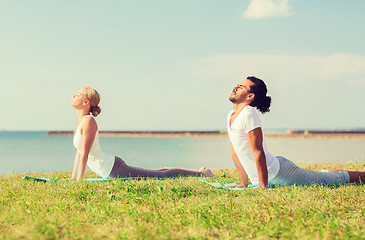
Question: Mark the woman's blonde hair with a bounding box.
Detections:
[84,87,101,117]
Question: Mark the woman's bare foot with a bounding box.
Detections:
[199,167,215,177]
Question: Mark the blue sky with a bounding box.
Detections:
[1,0,364,131]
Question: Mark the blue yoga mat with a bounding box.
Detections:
[200,180,273,190]
[21,176,58,182]
[22,173,227,182]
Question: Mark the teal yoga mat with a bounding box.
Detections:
[200,180,273,190]
[21,176,58,182]
[21,176,111,182]
[22,173,227,182]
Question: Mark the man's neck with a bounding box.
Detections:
[233,102,249,113]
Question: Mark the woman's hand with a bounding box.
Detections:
[59,178,76,182]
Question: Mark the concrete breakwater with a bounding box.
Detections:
[47,130,365,138]
[269,130,365,139]
[46,130,228,138]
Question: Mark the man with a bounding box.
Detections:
[227,76,364,188]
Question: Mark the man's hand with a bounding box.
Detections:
[227,183,247,189]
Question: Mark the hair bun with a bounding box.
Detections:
[247,76,271,113]
[91,105,101,117]
[258,96,271,113]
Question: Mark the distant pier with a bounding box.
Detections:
[47,129,365,139]
[46,130,228,138]
[268,129,365,139]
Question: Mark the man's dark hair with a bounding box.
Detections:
[247,76,271,113]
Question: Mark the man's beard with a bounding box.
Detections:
[229,96,237,103]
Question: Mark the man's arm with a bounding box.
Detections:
[229,143,249,188]
[247,127,268,188]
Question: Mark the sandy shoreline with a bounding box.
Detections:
[47,131,365,139]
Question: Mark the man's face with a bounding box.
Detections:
[229,79,254,103]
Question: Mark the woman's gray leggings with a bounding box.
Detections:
[108,157,202,179]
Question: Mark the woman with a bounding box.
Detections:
[227,76,365,188]
[69,87,214,181]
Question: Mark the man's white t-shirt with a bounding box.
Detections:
[227,105,280,185]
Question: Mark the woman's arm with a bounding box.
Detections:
[247,127,268,188]
[229,143,249,188]
[70,151,80,180]
[76,117,97,180]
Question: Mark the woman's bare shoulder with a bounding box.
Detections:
[82,116,98,131]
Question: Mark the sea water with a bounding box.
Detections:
[0,131,364,174]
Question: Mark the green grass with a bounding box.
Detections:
[1,163,365,240]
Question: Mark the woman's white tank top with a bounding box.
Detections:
[73,115,115,178]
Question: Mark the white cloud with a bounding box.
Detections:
[243,0,294,19]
